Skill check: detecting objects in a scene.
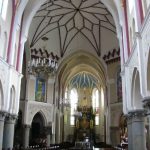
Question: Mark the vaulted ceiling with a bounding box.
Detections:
[28,0,119,58]
[69,71,98,89]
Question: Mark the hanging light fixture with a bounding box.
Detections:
[27,48,59,76]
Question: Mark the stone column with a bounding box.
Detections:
[3,114,17,149]
[51,134,55,144]
[55,114,60,143]
[127,110,146,150]
[143,97,150,149]
[0,112,6,150]
[23,125,31,148]
[45,126,52,146]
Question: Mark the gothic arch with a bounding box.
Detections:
[131,68,142,109]
[31,111,47,127]
[30,111,47,145]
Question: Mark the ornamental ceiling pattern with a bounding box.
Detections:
[30,0,116,57]
[69,72,98,89]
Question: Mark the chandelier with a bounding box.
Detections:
[28,48,59,76]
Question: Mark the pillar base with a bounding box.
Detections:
[0,111,6,150]
[126,109,146,150]
[3,114,17,149]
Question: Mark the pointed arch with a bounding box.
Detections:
[131,68,142,109]
[32,111,47,127]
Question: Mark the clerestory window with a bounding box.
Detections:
[70,88,78,125]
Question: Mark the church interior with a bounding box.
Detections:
[0,0,150,150]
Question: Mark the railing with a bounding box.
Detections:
[2,142,75,150]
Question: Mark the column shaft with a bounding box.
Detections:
[23,125,30,148]
[143,97,150,149]
[3,114,17,149]
[127,110,146,150]
[0,112,6,150]
[45,126,52,146]
[47,134,50,146]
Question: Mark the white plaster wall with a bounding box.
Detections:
[122,4,150,113]
[0,1,12,60]
[0,58,9,110]
[22,100,54,125]
[0,57,22,114]
[141,7,150,97]
[26,75,35,101]
[110,103,122,127]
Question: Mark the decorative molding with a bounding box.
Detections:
[31,48,59,61]
[126,109,146,121]
[0,111,7,121]
[5,114,18,124]
[25,101,54,125]
[103,48,120,64]
[143,96,150,109]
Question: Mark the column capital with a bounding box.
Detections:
[126,109,146,121]
[5,114,17,124]
[0,111,7,121]
[143,97,150,109]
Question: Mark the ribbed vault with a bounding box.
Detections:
[57,51,106,96]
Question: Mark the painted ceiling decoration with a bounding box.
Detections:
[30,0,116,57]
[69,71,98,89]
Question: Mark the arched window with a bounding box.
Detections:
[64,87,69,124]
[92,88,99,125]
[70,88,78,125]
[0,0,8,20]
[101,87,104,108]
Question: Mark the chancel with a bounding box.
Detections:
[0,0,150,150]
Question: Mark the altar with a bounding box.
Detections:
[74,106,95,142]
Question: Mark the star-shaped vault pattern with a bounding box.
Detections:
[30,0,116,57]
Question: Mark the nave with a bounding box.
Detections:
[0,0,150,150]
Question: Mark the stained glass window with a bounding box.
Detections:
[35,78,46,102]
